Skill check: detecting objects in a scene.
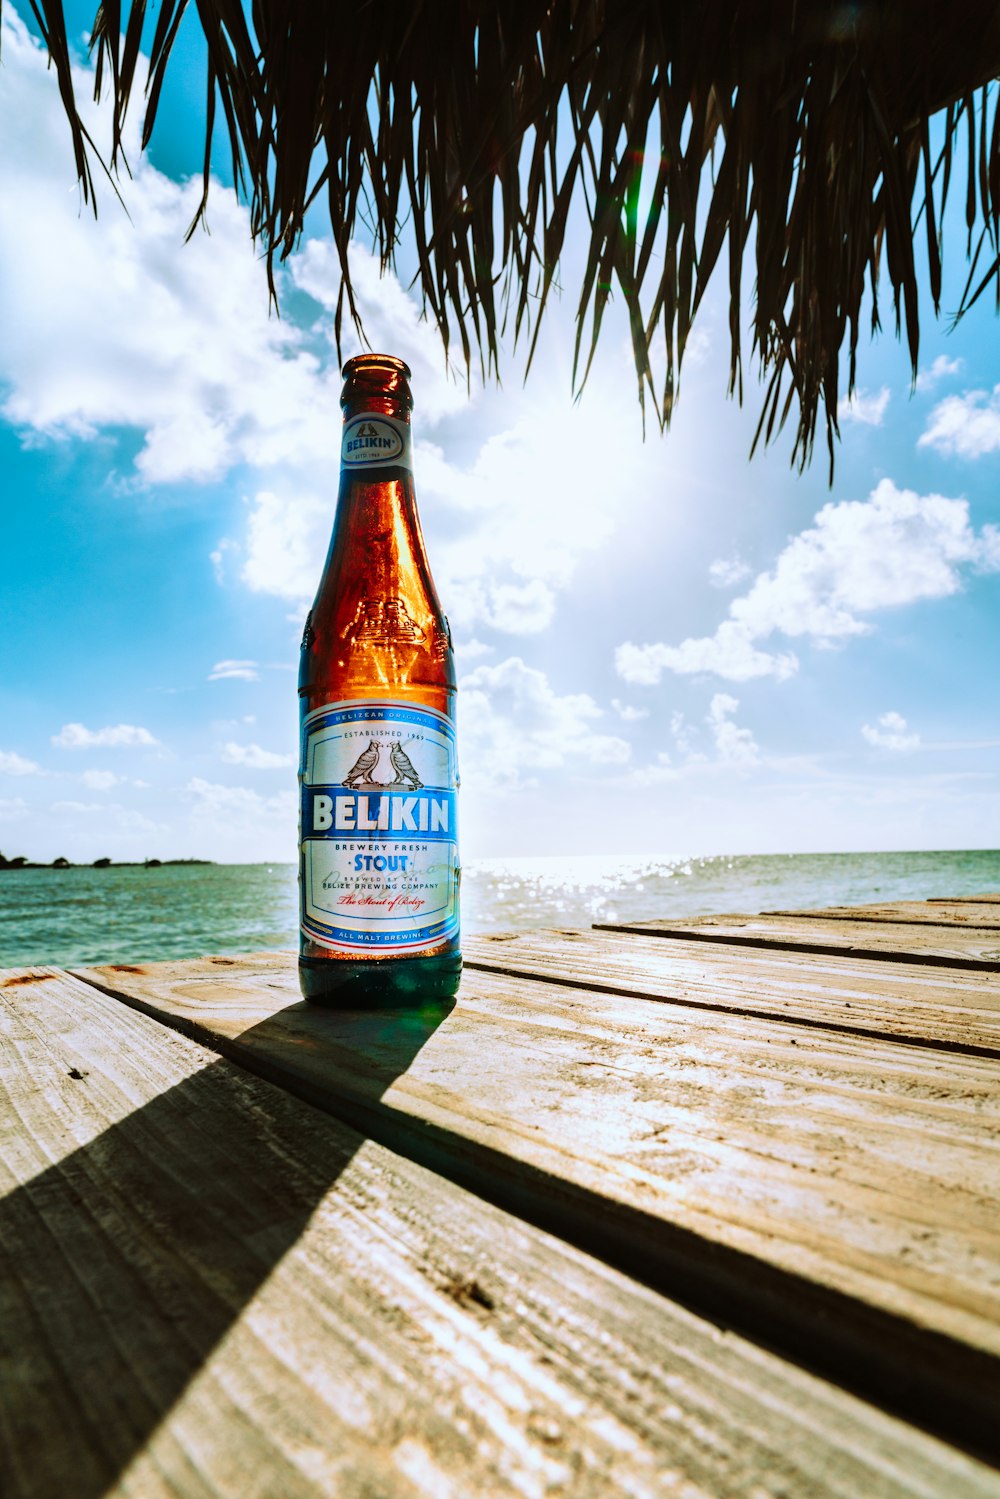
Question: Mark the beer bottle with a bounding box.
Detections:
[298,354,461,1004]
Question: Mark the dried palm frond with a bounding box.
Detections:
[14,0,1000,477]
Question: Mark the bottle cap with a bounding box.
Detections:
[342,354,412,379]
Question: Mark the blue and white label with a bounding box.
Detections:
[341,414,413,472]
[299,699,459,954]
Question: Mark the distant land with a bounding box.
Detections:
[0,852,214,871]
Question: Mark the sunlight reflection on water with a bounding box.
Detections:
[461,848,1000,933]
[1,849,997,966]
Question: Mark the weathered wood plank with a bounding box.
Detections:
[929,893,1000,904]
[463,929,1000,1055]
[766,900,1000,928]
[76,951,1000,1465]
[12,971,991,1498]
[596,912,1000,970]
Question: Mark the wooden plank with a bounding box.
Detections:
[463,929,1000,1056]
[596,912,1000,970]
[766,900,1000,928]
[930,893,1000,904]
[11,973,991,1498]
[76,951,1000,1465]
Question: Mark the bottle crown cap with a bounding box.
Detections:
[342,354,412,379]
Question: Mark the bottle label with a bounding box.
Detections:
[341,414,413,472]
[299,699,459,955]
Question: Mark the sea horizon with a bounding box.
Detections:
[1,847,997,970]
[4,841,999,867]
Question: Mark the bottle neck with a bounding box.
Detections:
[342,391,411,422]
[328,402,432,664]
[302,463,452,699]
[300,360,452,703]
[341,356,413,423]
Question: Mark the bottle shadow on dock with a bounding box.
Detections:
[0,988,455,1499]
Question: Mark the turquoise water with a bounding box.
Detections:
[1,849,998,968]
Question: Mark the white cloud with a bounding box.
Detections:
[426,394,640,635]
[0,10,335,485]
[459,657,630,789]
[616,626,798,685]
[220,742,295,770]
[631,696,758,781]
[729,480,985,630]
[611,698,649,722]
[455,639,493,663]
[0,7,492,513]
[0,797,28,821]
[708,556,752,589]
[670,711,699,756]
[393,570,558,638]
[617,479,1000,684]
[707,693,759,764]
[187,777,293,811]
[208,660,259,682]
[210,537,240,586]
[241,490,330,602]
[239,369,660,634]
[114,809,163,833]
[0,750,41,775]
[479,579,556,635]
[683,326,712,367]
[81,769,122,791]
[291,240,470,426]
[184,778,297,859]
[0,12,666,648]
[916,355,963,391]
[53,722,159,749]
[0,11,477,496]
[50,800,161,832]
[862,711,921,752]
[630,753,677,786]
[919,385,1000,458]
[837,386,890,426]
[978,526,1000,571]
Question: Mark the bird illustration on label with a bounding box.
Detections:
[341,739,424,789]
[389,741,422,788]
[342,740,381,787]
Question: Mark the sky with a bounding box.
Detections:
[1,5,998,864]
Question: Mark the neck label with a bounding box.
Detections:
[341,414,413,472]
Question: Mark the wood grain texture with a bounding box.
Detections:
[596,913,1000,970]
[76,950,1000,1464]
[8,970,993,1499]
[766,900,1000,928]
[929,893,1000,904]
[463,928,1000,1055]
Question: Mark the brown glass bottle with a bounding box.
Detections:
[298,355,460,1004]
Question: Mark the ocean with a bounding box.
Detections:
[1,848,998,969]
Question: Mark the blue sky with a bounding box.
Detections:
[1,5,998,863]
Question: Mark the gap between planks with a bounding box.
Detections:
[73,949,1000,1471]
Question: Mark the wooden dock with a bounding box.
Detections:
[2,894,999,1497]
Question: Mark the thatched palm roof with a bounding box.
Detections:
[22,0,1000,475]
